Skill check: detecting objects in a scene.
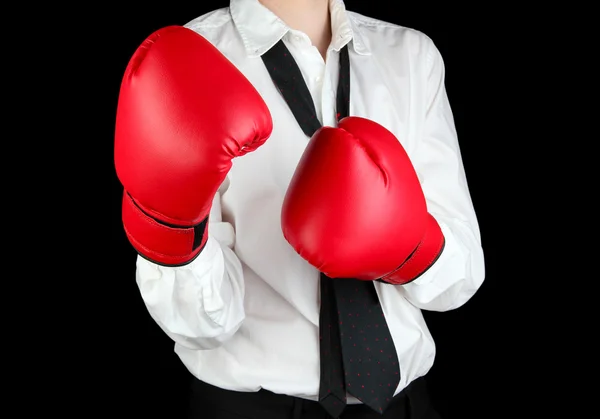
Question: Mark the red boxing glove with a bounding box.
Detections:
[114,26,273,266]
[281,117,444,284]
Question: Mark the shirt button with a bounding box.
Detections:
[315,75,322,83]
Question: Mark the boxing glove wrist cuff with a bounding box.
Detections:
[380,213,445,285]
[121,192,208,267]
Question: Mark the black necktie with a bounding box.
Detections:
[261,40,401,418]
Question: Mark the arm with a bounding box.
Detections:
[398,39,485,311]
[114,27,272,349]
[136,181,246,350]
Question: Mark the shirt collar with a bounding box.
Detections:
[229,0,371,57]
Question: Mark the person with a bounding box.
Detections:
[113,0,486,418]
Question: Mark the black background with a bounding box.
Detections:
[88,2,518,418]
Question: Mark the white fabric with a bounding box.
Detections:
[135,0,485,402]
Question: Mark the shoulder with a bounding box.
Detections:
[183,7,235,45]
[348,11,439,62]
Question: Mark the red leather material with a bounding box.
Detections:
[281,116,444,283]
[121,192,206,266]
[381,213,445,284]
[114,26,272,265]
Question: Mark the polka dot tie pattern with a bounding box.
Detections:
[331,276,400,414]
[318,276,348,418]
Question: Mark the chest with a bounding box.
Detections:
[223,49,425,205]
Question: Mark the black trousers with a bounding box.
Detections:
[188,376,441,419]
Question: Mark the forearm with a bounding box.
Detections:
[136,234,245,350]
[397,215,485,311]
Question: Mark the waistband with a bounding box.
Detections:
[189,376,430,418]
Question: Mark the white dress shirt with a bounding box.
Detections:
[135,0,486,403]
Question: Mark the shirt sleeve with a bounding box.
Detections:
[135,178,246,350]
[398,38,485,311]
